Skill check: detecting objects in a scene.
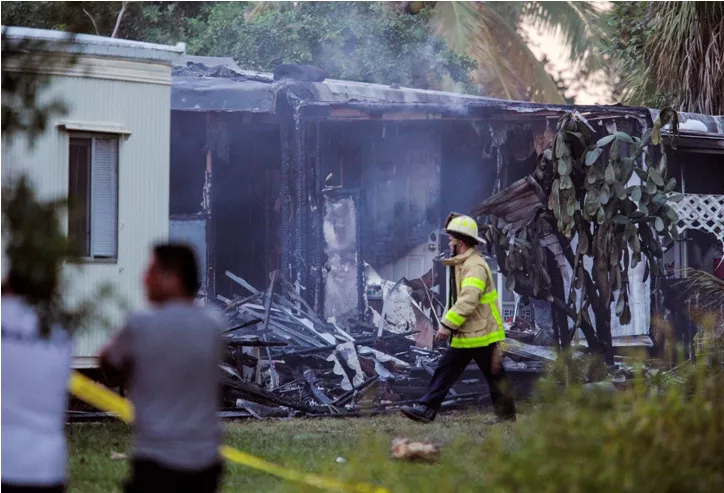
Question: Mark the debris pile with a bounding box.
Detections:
[217,270,546,419]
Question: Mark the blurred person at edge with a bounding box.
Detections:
[1,267,72,492]
[100,244,225,493]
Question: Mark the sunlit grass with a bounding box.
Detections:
[68,361,724,493]
[67,410,510,493]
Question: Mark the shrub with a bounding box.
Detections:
[480,364,724,493]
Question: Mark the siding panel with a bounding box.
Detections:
[1,63,172,362]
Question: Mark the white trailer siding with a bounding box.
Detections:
[1,27,183,365]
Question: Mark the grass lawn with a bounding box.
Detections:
[68,410,516,492]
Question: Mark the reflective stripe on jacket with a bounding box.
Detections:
[441,248,505,348]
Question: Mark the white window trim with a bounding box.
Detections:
[58,121,131,138]
[67,132,120,263]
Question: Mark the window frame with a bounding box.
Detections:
[66,131,120,264]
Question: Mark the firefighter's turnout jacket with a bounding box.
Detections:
[441,248,505,348]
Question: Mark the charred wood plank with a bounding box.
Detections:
[218,293,262,312]
[302,368,335,405]
[229,350,259,368]
[224,377,321,414]
[280,330,420,357]
[279,275,326,324]
[222,318,263,334]
[261,271,279,388]
[225,271,260,295]
[237,305,323,347]
[225,339,289,348]
[332,376,379,407]
[235,399,290,419]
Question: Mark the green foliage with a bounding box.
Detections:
[430,1,606,102]
[522,1,606,75]
[604,2,724,114]
[546,109,679,335]
[2,1,609,99]
[602,2,663,106]
[2,177,73,305]
[187,2,476,90]
[483,108,681,359]
[2,1,475,91]
[1,1,210,43]
[1,28,79,146]
[481,364,724,493]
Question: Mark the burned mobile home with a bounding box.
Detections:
[169,55,494,318]
[170,56,656,332]
[166,56,724,414]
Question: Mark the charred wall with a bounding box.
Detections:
[319,122,443,281]
[170,112,207,215]
[170,112,283,300]
[313,118,542,321]
[212,115,282,298]
[361,123,441,279]
[279,109,656,328]
[441,121,497,217]
[673,151,724,194]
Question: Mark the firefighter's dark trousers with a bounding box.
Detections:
[419,342,516,418]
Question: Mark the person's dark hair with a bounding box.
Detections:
[450,232,478,248]
[153,243,200,297]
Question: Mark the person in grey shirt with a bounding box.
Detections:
[100,243,224,493]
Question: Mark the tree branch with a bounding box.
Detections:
[83,8,100,36]
[545,216,602,309]
[491,237,600,350]
[111,1,129,38]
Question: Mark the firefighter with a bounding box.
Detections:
[400,213,516,424]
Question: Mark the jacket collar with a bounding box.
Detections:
[442,247,478,266]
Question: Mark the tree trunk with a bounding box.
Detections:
[594,302,615,366]
[491,239,599,351]
[592,226,615,366]
[546,249,569,349]
[546,217,602,350]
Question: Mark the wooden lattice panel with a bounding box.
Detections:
[669,194,724,241]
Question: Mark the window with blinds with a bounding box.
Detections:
[68,134,118,259]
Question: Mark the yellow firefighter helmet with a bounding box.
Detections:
[445,214,485,244]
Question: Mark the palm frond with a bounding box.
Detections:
[432,1,565,103]
[629,2,724,114]
[480,4,565,103]
[523,1,607,73]
[652,2,724,114]
[243,1,276,22]
[429,0,479,54]
[675,268,724,312]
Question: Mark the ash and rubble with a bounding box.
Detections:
[216,267,552,419]
[165,58,724,419]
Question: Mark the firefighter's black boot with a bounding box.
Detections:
[400,403,436,423]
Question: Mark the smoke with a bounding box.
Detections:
[281,2,474,92]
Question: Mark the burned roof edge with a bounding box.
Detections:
[172,58,722,133]
[296,99,653,124]
[649,108,724,135]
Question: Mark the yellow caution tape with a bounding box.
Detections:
[69,371,135,423]
[69,371,388,493]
